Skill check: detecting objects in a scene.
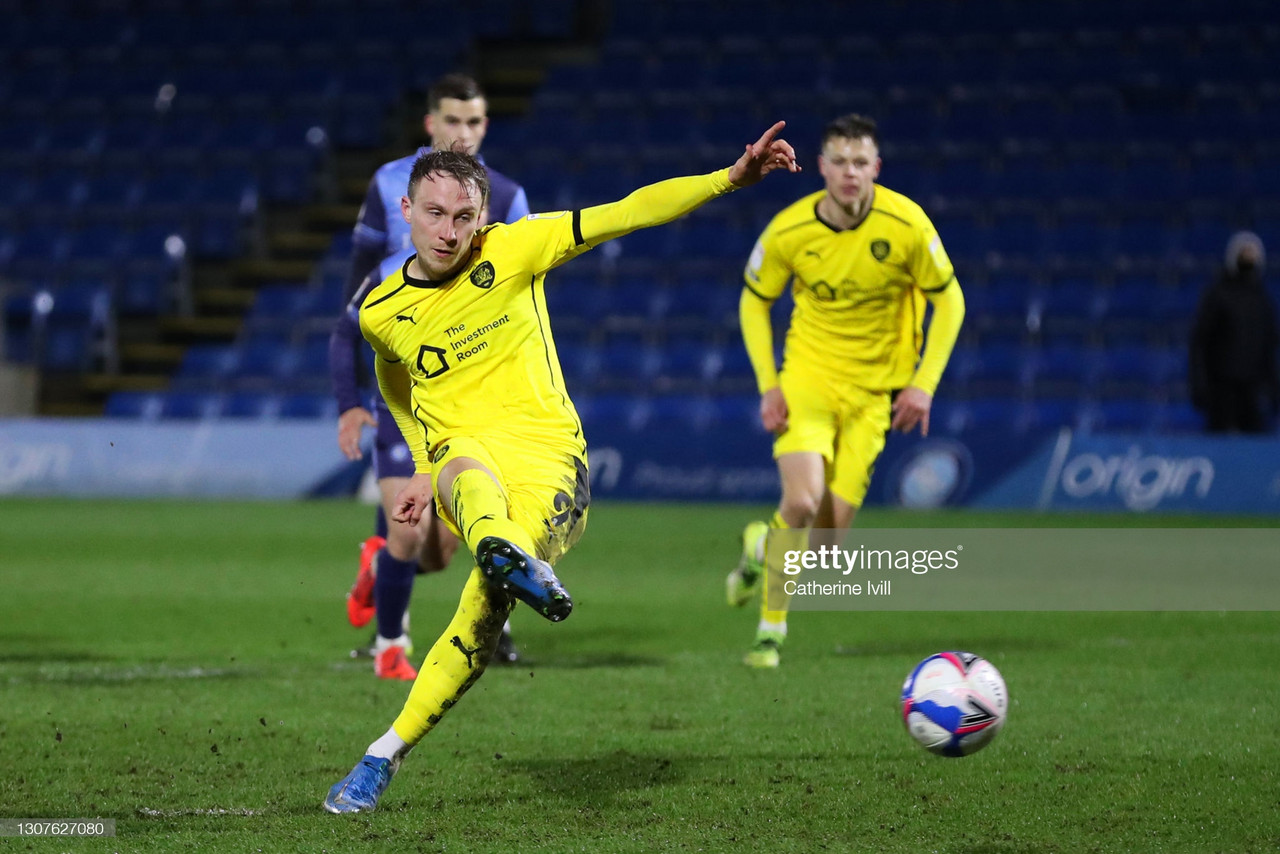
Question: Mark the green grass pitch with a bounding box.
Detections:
[1,498,1277,852]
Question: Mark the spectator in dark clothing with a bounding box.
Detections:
[1190,231,1278,434]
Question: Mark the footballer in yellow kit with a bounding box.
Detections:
[325,125,801,814]
[728,114,966,669]
[359,218,593,565]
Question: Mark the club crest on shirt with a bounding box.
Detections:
[470,261,495,289]
[870,239,891,261]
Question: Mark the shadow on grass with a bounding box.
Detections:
[501,749,686,802]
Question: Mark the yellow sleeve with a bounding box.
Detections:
[374,356,430,472]
[739,289,779,393]
[910,216,956,293]
[743,225,791,300]
[360,307,429,471]
[578,169,737,245]
[910,281,965,396]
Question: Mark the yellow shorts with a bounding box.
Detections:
[772,370,891,508]
[430,435,589,565]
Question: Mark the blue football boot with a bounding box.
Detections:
[475,537,573,622]
[323,754,399,814]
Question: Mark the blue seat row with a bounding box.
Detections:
[104,389,339,420]
[98,387,1206,438]
[931,396,1204,436]
[2,283,115,371]
[947,342,1190,394]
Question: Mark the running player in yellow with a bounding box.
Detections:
[324,123,800,813]
[725,114,966,668]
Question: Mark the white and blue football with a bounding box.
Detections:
[901,651,1008,757]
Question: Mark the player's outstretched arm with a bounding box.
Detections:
[578,123,799,246]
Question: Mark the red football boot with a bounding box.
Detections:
[346,535,385,628]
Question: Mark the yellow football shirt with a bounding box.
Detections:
[361,168,739,472]
[745,184,957,393]
[359,214,590,470]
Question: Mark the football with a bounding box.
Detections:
[901,651,1008,757]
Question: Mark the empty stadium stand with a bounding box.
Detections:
[2,0,1277,436]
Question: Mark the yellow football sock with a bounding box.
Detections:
[391,567,513,745]
[450,468,535,555]
[761,510,796,624]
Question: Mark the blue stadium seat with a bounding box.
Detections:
[1038,279,1106,333]
[280,335,332,387]
[279,392,337,419]
[544,278,600,326]
[949,397,1024,435]
[933,153,995,204]
[598,338,661,388]
[971,342,1031,391]
[707,344,755,388]
[1177,154,1249,206]
[668,283,741,329]
[36,323,94,371]
[648,393,726,434]
[117,265,174,317]
[1179,218,1236,259]
[177,343,238,387]
[1024,397,1078,432]
[162,390,223,420]
[250,285,312,324]
[1148,345,1190,393]
[65,224,126,270]
[555,340,603,391]
[1030,342,1097,394]
[104,391,165,419]
[1122,153,1185,204]
[1100,278,1164,331]
[602,283,662,325]
[1095,344,1160,390]
[25,283,114,371]
[223,390,282,418]
[660,338,713,384]
[82,172,144,219]
[43,117,105,157]
[579,392,652,434]
[966,278,1030,334]
[1001,94,1065,144]
[1092,399,1157,433]
[4,226,69,276]
[1152,401,1203,434]
[1045,212,1114,264]
[230,337,293,384]
[988,212,1046,262]
[942,344,981,391]
[1113,216,1175,263]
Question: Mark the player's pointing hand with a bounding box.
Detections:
[729,121,801,187]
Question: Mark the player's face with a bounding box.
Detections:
[401,174,484,280]
[818,135,881,209]
[425,97,489,154]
